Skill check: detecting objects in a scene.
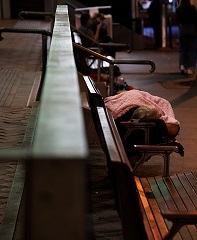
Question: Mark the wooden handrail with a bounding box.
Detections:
[0,5,88,240]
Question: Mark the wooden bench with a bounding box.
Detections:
[83,75,181,177]
[94,105,197,240]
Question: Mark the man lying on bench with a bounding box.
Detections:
[104,89,184,164]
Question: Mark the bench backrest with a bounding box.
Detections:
[83,75,105,111]
[96,106,149,240]
[83,76,149,238]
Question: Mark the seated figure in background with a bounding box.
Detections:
[78,12,121,77]
[90,13,112,43]
[78,12,101,48]
[90,13,116,58]
[79,12,116,57]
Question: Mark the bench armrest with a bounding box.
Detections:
[134,145,178,153]
[120,120,156,128]
[162,210,197,240]
[120,120,156,144]
[162,210,197,223]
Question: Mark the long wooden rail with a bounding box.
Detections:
[26,5,88,240]
[0,5,88,240]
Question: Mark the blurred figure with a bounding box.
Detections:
[90,13,116,58]
[176,0,197,74]
[147,0,162,49]
[90,13,112,43]
[78,13,121,77]
[79,13,101,47]
[79,13,116,57]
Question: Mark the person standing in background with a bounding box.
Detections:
[147,0,162,49]
[176,0,197,75]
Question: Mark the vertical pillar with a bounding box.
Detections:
[44,0,57,13]
[26,159,87,240]
[0,0,2,19]
[161,1,167,48]
[2,0,11,18]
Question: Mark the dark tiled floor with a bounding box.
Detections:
[0,19,50,240]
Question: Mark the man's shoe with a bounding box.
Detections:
[161,139,184,157]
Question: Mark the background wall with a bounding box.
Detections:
[9,0,60,18]
[10,0,44,18]
[1,0,11,18]
[1,0,133,31]
[70,0,132,29]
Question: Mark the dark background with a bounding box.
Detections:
[10,0,132,29]
[10,0,45,19]
[76,0,132,29]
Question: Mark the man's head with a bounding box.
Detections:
[94,13,105,23]
[132,106,160,121]
[80,13,91,27]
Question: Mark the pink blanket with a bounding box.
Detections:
[104,90,180,125]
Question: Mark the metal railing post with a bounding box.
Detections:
[97,47,101,82]
[109,64,114,95]
[19,11,55,32]
[36,34,48,101]
[0,28,52,101]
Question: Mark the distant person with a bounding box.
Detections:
[78,13,121,76]
[78,13,101,48]
[90,13,112,43]
[147,0,162,49]
[78,12,116,58]
[176,0,197,75]
[90,13,116,58]
[138,1,143,11]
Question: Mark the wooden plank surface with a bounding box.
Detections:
[140,177,169,239]
[142,173,197,240]
[135,176,162,239]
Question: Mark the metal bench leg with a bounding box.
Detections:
[133,153,151,174]
[163,223,184,240]
[133,151,171,177]
[163,152,170,177]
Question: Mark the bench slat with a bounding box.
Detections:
[147,177,183,240]
[163,177,190,211]
[178,173,197,208]
[157,176,194,239]
[168,175,197,239]
[185,172,197,194]
[148,175,197,239]
[135,177,162,239]
[140,177,169,238]
[170,174,197,239]
[171,174,197,211]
